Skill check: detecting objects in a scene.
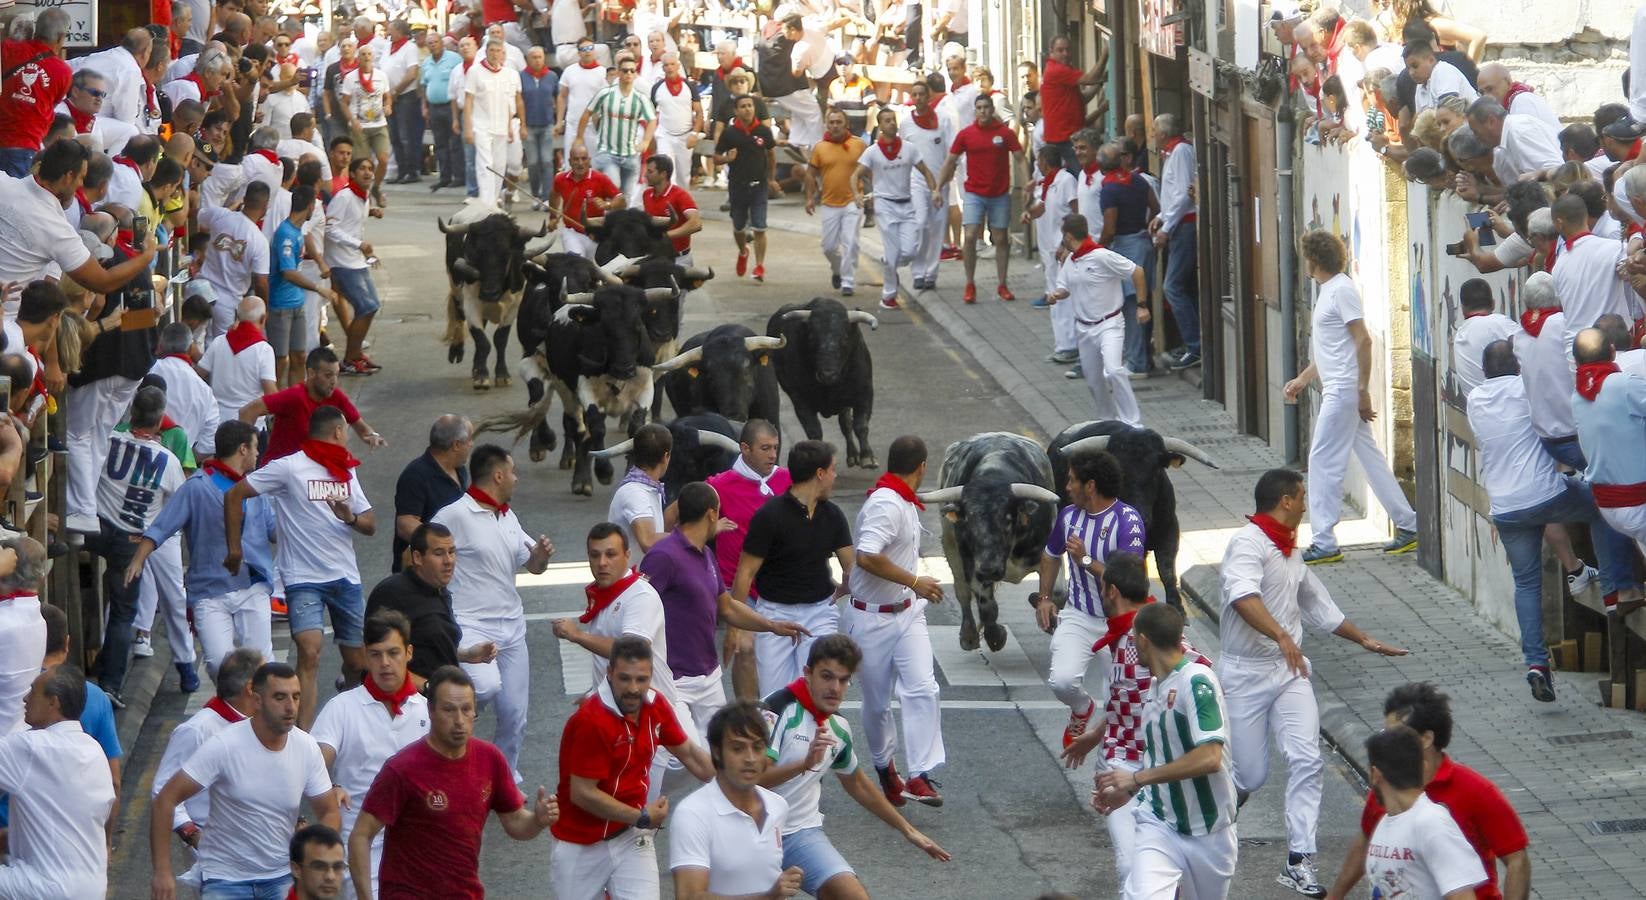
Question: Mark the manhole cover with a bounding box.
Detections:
[1548,730,1634,745]
[1588,818,1646,835]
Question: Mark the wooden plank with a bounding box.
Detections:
[1585,632,1605,673]
[1611,683,1626,709]
[1633,672,1646,712]
[1553,639,1577,671]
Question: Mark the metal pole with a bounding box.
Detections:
[1276,89,1299,464]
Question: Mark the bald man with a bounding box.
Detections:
[1571,327,1646,619]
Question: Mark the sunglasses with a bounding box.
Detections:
[619,67,637,74]
[577,44,595,52]
[78,86,108,99]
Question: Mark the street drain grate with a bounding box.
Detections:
[1588,819,1646,836]
[1548,730,1634,745]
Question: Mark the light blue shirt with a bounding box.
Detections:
[1575,371,1646,487]
[420,50,461,105]
[143,468,278,599]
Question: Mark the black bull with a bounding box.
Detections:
[438,211,552,390]
[592,413,741,504]
[767,298,880,469]
[659,324,785,423]
[1046,420,1219,611]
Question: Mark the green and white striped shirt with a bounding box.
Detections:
[588,84,655,158]
[1137,657,1238,836]
[760,685,858,835]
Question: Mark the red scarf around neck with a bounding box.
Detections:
[877,137,902,160]
[1564,231,1592,251]
[1576,361,1620,402]
[250,149,279,166]
[1070,237,1103,259]
[340,59,359,77]
[1091,602,1154,653]
[1082,160,1100,185]
[1462,309,1491,319]
[201,458,244,482]
[716,58,745,78]
[1501,82,1535,112]
[346,179,369,200]
[300,439,361,479]
[732,117,760,135]
[869,472,923,509]
[950,76,971,90]
[66,104,96,133]
[1247,512,1297,557]
[580,58,601,69]
[581,568,642,623]
[390,37,411,54]
[74,188,92,215]
[1039,169,1060,200]
[225,320,266,353]
[357,69,375,94]
[527,65,551,79]
[466,484,509,516]
[1162,136,1189,157]
[823,131,850,144]
[113,156,141,175]
[663,76,685,95]
[1520,307,1558,337]
[205,696,248,723]
[481,60,502,74]
[364,673,418,717]
[182,72,217,100]
[1102,167,1134,187]
[163,352,193,364]
[910,107,938,130]
[786,676,830,726]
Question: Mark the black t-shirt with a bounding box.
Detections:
[323,62,350,128]
[742,491,853,603]
[69,247,157,387]
[391,450,468,573]
[711,93,769,128]
[365,571,462,680]
[1394,50,1478,115]
[715,121,778,186]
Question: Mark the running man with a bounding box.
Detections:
[712,94,781,283]
[854,108,940,310]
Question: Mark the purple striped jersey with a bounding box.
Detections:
[1045,500,1147,617]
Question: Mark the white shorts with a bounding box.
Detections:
[550,828,659,900]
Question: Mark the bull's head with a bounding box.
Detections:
[563,284,677,379]
[918,481,1059,584]
[439,213,548,304]
[589,208,675,264]
[1061,433,1219,470]
[781,300,878,386]
[656,334,784,418]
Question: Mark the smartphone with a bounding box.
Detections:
[131,216,150,251]
[1464,211,1496,246]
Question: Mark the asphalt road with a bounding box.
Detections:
[107,178,1366,899]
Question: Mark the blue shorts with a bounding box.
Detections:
[330,267,381,316]
[728,180,769,233]
[962,192,1012,230]
[781,826,855,895]
[286,578,364,646]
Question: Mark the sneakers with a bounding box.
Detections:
[736,247,749,277]
[962,283,977,304]
[1030,295,1052,308]
[903,773,944,807]
[1046,350,1078,364]
[831,273,842,289]
[1567,564,1598,595]
[177,661,200,693]
[752,265,765,283]
[1278,854,1327,898]
[879,294,900,310]
[841,286,854,297]
[940,244,962,260]
[1064,365,1083,379]
[132,632,155,658]
[271,596,289,619]
[344,357,382,376]
[1527,667,1556,702]
[1168,351,1201,371]
[877,762,907,808]
[997,285,1016,302]
[1301,544,1344,565]
[1061,700,1096,748]
[1382,528,1418,555]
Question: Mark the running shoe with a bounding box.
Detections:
[1302,544,1343,565]
[1382,528,1418,555]
[1277,854,1327,898]
[736,247,749,276]
[879,295,900,310]
[997,285,1016,302]
[132,632,154,658]
[940,244,962,260]
[1527,667,1556,702]
[902,774,943,807]
[1062,700,1096,748]
[1567,564,1598,595]
[962,283,977,304]
[877,762,907,808]
[753,265,765,283]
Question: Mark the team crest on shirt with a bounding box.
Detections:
[426,789,449,811]
[1166,688,1177,709]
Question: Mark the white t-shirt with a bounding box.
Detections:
[2,319,33,378]
[262,90,311,141]
[0,174,92,288]
[340,70,390,129]
[1310,273,1365,392]
[199,334,277,428]
[1412,61,1478,113]
[560,63,609,126]
[380,39,423,96]
[183,721,333,881]
[310,685,430,838]
[96,431,186,534]
[1491,115,1562,185]
[586,576,677,703]
[277,138,333,182]
[847,486,922,608]
[1218,522,1347,660]
[1466,375,1567,516]
[899,108,956,178]
[430,493,534,639]
[153,704,240,830]
[1450,312,1518,398]
[858,141,919,201]
[466,63,523,136]
[1033,168,1078,252]
[1365,794,1488,900]
[1491,231,1534,268]
[1056,244,1136,323]
[650,78,698,135]
[608,479,665,556]
[1511,313,1576,440]
[0,721,116,899]
[197,206,271,311]
[669,781,788,896]
[150,354,221,456]
[244,450,371,585]
[1553,234,1636,353]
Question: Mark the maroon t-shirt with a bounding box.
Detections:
[262,384,360,460]
[362,738,525,900]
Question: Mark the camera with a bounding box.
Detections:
[1444,240,1467,257]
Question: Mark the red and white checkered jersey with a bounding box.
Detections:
[1094,608,1210,763]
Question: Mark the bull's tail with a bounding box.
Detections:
[475,362,583,444]
[442,289,466,347]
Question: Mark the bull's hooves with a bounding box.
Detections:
[472,379,491,391]
[574,483,594,496]
[846,455,861,468]
[448,346,463,364]
[529,449,546,463]
[859,456,879,469]
[558,456,574,470]
[983,624,1009,652]
[494,376,511,387]
[958,624,980,651]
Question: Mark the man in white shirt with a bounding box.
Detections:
[261,63,310,142]
[224,406,377,730]
[198,296,279,429]
[0,142,154,301]
[1362,727,1487,900]
[1466,98,1562,185]
[1150,113,1200,369]
[1283,229,1420,562]
[278,113,333,184]
[430,443,555,776]
[1466,341,1638,702]
[853,109,939,309]
[557,39,609,161]
[465,38,526,209]
[1511,273,1582,466]
[603,422,671,554]
[197,182,273,339]
[1050,214,1146,426]
[1475,63,1561,132]
[1218,468,1410,896]
[1404,41,1477,114]
[161,46,231,109]
[72,28,153,131]
[902,77,955,292]
[649,52,702,190]
[846,437,947,808]
[55,70,139,156]
[1449,279,1519,398]
[105,133,163,212]
[150,322,220,458]
[0,666,117,900]
[381,19,425,186]
[311,611,430,894]
[149,662,342,900]
[1551,193,1637,356]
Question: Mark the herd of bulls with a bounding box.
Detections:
[434,205,1219,653]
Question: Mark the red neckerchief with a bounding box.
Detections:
[346,179,368,200]
[481,60,502,74]
[910,107,938,130]
[114,228,140,257]
[163,352,193,364]
[876,137,902,160]
[580,59,601,69]
[869,472,923,509]
[250,148,279,166]
[459,58,474,73]
[1501,81,1535,112]
[200,458,244,482]
[1565,231,1592,251]
[1630,138,1643,162]
[1039,169,1060,200]
[466,484,509,517]
[786,677,830,726]
[1082,160,1100,185]
[1576,361,1620,402]
[113,156,141,176]
[823,131,849,144]
[732,117,760,135]
[276,52,299,68]
[300,439,361,479]
[1102,167,1134,187]
[357,68,375,94]
[225,320,265,353]
[160,414,182,434]
[1092,601,1154,653]
[390,37,410,55]
[1462,309,1490,319]
[340,59,359,77]
[527,65,551,79]
[0,589,37,601]
[182,72,218,100]
[169,31,181,59]
[1162,136,1189,157]
[142,72,160,117]
[1542,237,1558,273]
[580,568,642,623]
[1520,307,1558,337]
[1070,237,1103,259]
[663,76,685,95]
[716,58,745,78]
[1247,512,1297,557]
[204,696,248,723]
[66,104,96,133]
[950,76,971,90]
[364,673,418,717]
[74,189,92,215]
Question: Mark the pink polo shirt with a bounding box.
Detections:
[705,466,792,599]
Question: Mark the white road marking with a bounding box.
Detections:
[561,644,594,695]
[927,625,1043,687]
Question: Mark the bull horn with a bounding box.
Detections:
[617,263,642,277]
[563,291,596,304]
[847,310,880,330]
[597,254,636,285]
[590,439,634,459]
[696,430,740,453]
[1162,437,1220,469]
[523,233,558,258]
[437,217,471,235]
[915,486,964,504]
[743,335,786,352]
[650,215,674,227]
[644,287,677,301]
[452,257,480,280]
[650,346,702,374]
[683,266,713,281]
[1010,483,1061,504]
[1061,435,1112,457]
[781,310,814,323]
[585,216,606,229]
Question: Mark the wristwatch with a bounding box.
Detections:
[1081,555,1093,569]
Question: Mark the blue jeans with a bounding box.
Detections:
[1111,230,1156,371]
[524,125,554,198]
[1163,220,1199,355]
[594,150,640,196]
[1541,435,1586,470]
[782,827,855,896]
[87,521,142,693]
[464,142,478,197]
[201,876,292,900]
[286,578,365,646]
[1493,477,1635,669]
[0,147,33,178]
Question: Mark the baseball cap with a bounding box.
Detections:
[1601,115,1646,141]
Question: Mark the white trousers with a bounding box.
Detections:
[0,861,103,900]
[1048,605,1110,714]
[194,583,274,679]
[1041,246,1077,355]
[463,625,530,776]
[1101,759,1142,885]
[755,598,839,698]
[1306,387,1417,552]
[647,695,702,803]
[670,670,728,746]
[135,535,194,664]
[657,132,693,188]
[474,131,512,208]
[1122,810,1237,900]
[820,203,863,289]
[1217,654,1322,855]
[875,197,918,300]
[0,595,45,736]
[912,180,947,281]
[1600,504,1646,559]
[1078,318,1143,427]
[844,604,945,775]
[65,376,139,523]
[562,117,598,163]
[561,229,597,260]
[550,829,659,900]
[774,91,822,150]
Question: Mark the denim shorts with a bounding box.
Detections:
[781,826,855,895]
[286,578,364,646]
[728,180,769,233]
[201,875,293,900]
[962,191,1012,230]
[266,305,310,356]
[330,267,381,316]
